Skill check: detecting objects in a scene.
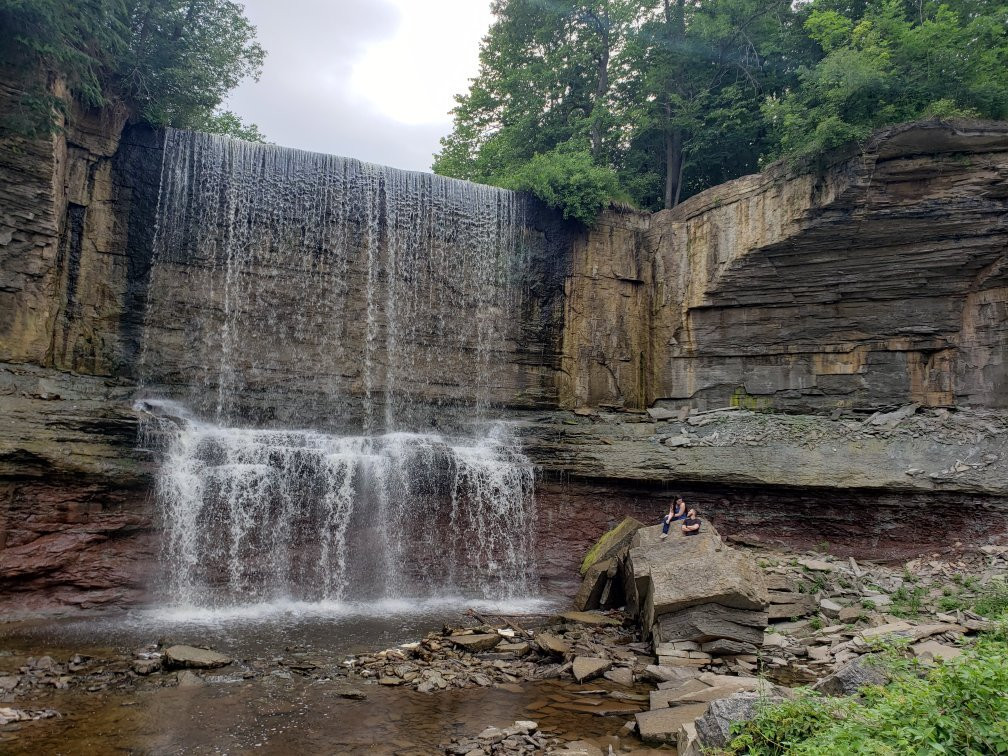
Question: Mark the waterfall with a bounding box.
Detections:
[139,130,542,608]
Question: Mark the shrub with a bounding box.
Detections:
[728,632,1008,755]
[504,145,624,226]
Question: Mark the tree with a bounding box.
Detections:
[762,0,1008,161]
[435,0,808,216]
[0,0,265,140]
[629,0,805,208]
[433,0,638,187]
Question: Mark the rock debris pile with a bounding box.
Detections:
[568,517,1008,753]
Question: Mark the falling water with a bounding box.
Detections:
[139,130,542,608]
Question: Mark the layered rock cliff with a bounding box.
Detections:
[1,96,1006,613]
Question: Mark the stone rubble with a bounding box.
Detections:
[563,520,1008,752]
[2,532,1004,754]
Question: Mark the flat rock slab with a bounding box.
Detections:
[497,641,530,655]
[701,639,758,656]
[559,611,621,627]
[860,621,912,639]
[603,666,634,686]
[907,623,964,641]
[635,703,710,744]
[450,633,502,652]
[912,641,963,661]
[535,632,571,657]
[655,603,768,646]
[643,664,700,684]
[573,656,613,683]
[797,558,838,572]
[163,645,232,669]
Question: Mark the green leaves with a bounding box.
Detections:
[504,144,624,225]
[0,0,265,139]
[727,626,1008,755]
[764,0,1008,162]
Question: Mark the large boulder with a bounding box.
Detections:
[627,524,768,637]
[580,517,645,576]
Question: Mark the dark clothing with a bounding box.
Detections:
[682,517,701,535]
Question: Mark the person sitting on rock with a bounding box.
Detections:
[660,496,687,539]
[681,508,701,536]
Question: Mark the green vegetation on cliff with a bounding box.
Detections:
[0,0,265,139]
[434,0,1008,221]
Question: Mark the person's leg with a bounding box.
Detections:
[661,519,670,537]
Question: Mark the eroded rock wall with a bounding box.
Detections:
[0,77,162,613]
[646,120,1008,413]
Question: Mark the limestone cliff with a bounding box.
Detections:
[2,105,1007,612]
[562,120,1008,414]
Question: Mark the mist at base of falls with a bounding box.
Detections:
[140,405,538,609]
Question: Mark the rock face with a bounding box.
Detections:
[2,74,1007,615]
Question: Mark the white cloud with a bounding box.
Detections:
[224,0,492,172]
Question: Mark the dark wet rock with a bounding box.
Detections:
[450,633,503,653]
[163,645,232,670]
[574,558,613,611]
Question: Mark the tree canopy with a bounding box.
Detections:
[434,0,1008,221]
[0,0,265,140]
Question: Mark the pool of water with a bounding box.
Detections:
[0,597,664,755]
[3,595,561,659]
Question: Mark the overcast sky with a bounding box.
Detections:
[224,0,493,172]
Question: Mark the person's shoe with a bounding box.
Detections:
[660,533,667,540]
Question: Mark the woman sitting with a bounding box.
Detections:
[660,496,687,539]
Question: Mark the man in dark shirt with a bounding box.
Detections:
[681,508,701,536]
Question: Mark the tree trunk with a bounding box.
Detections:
[662,0,687,208]
[590,8,611,159]
[664,126,683,209]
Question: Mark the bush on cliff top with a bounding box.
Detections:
[503,144,626,226]
[727,624,1008,755]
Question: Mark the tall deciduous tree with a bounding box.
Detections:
[763,0,1008,160]
[0,0,265,139]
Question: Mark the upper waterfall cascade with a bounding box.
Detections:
[139,131,542,607]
